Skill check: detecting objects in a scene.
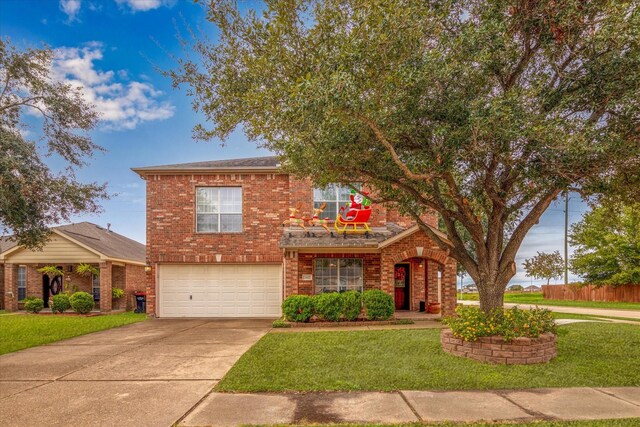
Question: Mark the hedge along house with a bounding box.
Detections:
[1,222,146,312]
[133,156,458,318]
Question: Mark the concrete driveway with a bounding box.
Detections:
[0,318,272,427]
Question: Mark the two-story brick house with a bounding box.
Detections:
[133,156,457,318]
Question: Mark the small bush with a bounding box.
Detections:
[24,298,44,313]
[443,305,556,342]
[272,319,291,328]
[341,291,362,321]
[282,295,314,322]
[112,288,125,300]
[363,290,394,320]
[70,291,95,314]
[51,294,71,313]
[314,292,344,321]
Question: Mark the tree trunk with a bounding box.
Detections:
[477,282,506,313]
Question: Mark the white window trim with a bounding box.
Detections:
[17,265,26,301]
[314,258,364,294]
[92,273,100,300]
[195,187,243,233]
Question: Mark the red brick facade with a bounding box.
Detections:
[2,262,145,312]
[142,169,458,317]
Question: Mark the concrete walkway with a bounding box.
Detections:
[459,300,640,320]
[179,387,640,426]
[0,318,272,427]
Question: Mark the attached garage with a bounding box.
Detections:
[158,264,282,318]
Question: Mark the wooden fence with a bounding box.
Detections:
[542,284,640,303]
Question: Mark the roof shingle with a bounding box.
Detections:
[132,155,281,174]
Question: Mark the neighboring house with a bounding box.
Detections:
[462,285,478,293]
[132,156,458,318]
[524,285,542,292]
[1,222,145,312]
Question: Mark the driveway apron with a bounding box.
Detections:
[0,318,272,427]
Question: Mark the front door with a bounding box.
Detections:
[394,263,410,310]
[42,275,50,307]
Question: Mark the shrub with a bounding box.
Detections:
[51,294,71,313]
[282,295,314,322]
[272,319,291,328]
[443,305,556,342]
[112,288,125,300]
[24,297,44,313]
[363,290,394,320]
[70,291,95,314]
[313,292,344,321]
[341,291,362,321]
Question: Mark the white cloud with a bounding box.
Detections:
[51,43,175,130]
[60,0,81,22]
[115,0,174,12]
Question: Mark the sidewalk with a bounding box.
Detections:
[179,387,640,426]
[458,300,640,321]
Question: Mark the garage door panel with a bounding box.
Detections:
[159,264,282,318]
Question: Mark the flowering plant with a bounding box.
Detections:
[443,305,555,342]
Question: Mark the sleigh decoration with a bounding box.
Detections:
[283,189,373,237]
[334,190,372,235]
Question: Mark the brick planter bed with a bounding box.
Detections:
[441,329,557,364]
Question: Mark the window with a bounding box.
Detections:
[196,187,243,233]
[17,266,26,301]
[313,184,359,220]
[92,274,100,300]
[314,258,363,293]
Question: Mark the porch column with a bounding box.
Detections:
[283,250,299,297]
[3,263,18,312]
[426,260,439,305]
[441,258,458,317]
[99,261,113,312]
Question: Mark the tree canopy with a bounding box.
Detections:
[523,250,564,285]
[570,203,640,286]
[171,0,640,312]
[0,38,108,249]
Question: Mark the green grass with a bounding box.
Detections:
[459,292,640,311]
[0,312,147,355]
[217,323,640,392]
[552,312,640,323]
[258,421,640,427]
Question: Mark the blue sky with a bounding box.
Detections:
[0,0,587,285]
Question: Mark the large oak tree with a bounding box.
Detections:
[0,38,108,249]
[171,0,640,312]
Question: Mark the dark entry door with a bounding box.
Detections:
[394,264,410,310]
[42,275,50,307]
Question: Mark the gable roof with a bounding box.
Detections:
[132,156,281,175]
[0,236,17,255]
[377,224,451,249]
[0,222,145,264]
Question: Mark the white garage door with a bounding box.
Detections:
[158,264,282,318]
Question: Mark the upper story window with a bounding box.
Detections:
[313,184,359,220]
[196,187,242,233]
[17,266,26,301]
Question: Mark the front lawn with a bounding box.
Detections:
[0,312,147,355]
[459,292,640,311]
[216,323,640,392]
